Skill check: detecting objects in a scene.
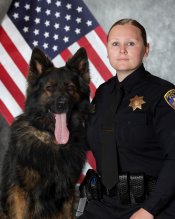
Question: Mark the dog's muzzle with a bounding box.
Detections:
[56,96,68,112]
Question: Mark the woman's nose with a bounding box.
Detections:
[119,45,127,54]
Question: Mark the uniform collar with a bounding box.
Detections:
[115,64,147,93]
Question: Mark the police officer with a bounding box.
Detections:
[78,19,175,219]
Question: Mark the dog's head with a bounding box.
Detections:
[25,47,90,144]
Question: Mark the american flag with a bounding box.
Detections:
[0,0,115,177]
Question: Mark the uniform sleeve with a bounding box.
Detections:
[85,85,103,150]
[142,88,175,215]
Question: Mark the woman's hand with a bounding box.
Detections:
[130,208,154,219]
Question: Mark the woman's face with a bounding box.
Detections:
[107,24,149,78]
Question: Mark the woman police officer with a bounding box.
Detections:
[79,18,175,219]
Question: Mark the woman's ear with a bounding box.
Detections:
[144,43,150,58]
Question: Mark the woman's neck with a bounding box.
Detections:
[116,70,133,82]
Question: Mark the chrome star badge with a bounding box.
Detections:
[129,95,146,111]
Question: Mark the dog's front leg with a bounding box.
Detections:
[59,196,75,219]
[6,185,29,219]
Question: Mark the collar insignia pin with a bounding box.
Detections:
[129,95,146,111]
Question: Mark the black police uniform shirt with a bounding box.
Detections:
[87,64,175,216]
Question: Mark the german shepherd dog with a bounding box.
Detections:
[0,47,91,219]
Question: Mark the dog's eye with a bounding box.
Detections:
[46,85,55,92]
[67,85,75,91]
[66,84,76,92]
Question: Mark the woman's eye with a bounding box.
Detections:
[127,42,135,46]
[112,42,119,46]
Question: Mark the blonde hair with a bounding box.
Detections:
[107,18,147,46]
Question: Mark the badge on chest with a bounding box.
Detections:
[129,95,146,111]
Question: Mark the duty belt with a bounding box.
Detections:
[76,170,157,217]
[103,173,157,204]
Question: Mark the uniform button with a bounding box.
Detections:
[128,121,131,125]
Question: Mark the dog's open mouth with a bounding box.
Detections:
[54,113,69,144]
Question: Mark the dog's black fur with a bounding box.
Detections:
[0,47,91,219]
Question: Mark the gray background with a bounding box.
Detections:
[0,0,175,171]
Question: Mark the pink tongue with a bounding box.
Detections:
[54,113,69,144]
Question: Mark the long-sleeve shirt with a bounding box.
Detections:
[87,64,175,216]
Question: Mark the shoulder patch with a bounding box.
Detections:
[164,89,175,110]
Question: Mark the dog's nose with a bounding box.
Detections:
[57,96,68,109]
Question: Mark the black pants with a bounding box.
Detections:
[78,195,175,219]
[78,195,140,219]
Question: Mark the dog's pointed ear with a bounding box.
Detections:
[66,47,90,84]
[27,47,54,86]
